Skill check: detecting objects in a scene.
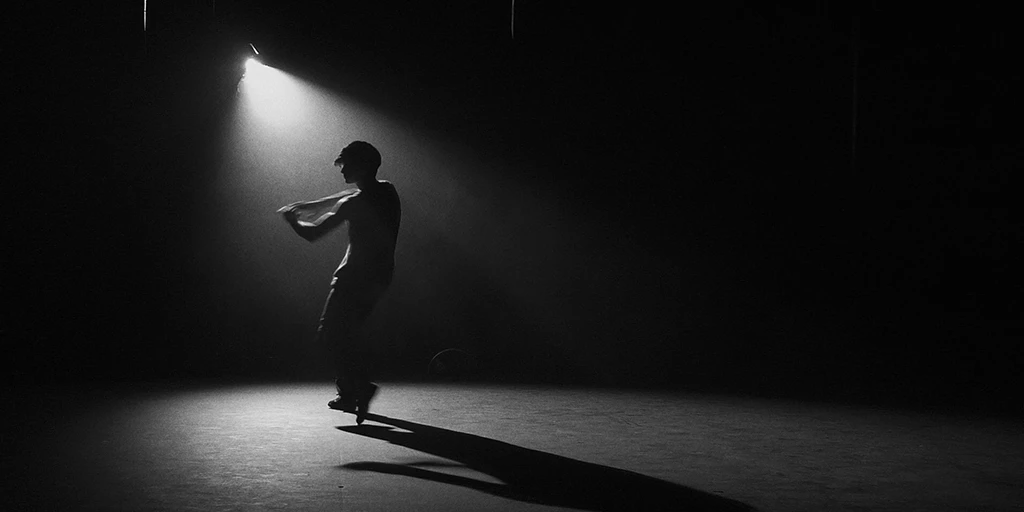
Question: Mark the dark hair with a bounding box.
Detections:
[340,141,381,171]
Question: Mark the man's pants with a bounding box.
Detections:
[317,278,385,397]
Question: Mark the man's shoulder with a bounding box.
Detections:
[376,180,399,197]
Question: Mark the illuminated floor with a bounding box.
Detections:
[10,382,1023,511]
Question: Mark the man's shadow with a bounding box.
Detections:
[338,414,757,511]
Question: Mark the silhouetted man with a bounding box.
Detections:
[278,141,401,424]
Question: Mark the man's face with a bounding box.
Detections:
[336,160,369,184]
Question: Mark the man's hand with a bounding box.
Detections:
[282,207,298,224]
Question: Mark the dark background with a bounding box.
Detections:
[7,2,1020,413]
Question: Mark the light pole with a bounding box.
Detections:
[850,11,860,176]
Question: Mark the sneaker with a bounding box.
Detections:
[355,383,379,425]
[328,394,356,412]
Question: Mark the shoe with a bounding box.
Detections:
[355,383,379,425]
[328,394,356,412]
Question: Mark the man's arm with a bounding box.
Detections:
[281,197,351,242]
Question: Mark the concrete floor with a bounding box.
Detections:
[7,382,1023,511]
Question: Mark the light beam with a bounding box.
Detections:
[239,60,306,129]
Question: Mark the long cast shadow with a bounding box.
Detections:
[338,413,757,511]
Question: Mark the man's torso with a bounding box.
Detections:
[334,181,401,287]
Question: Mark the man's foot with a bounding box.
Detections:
[355,383,379,425]
[328,394,356,412]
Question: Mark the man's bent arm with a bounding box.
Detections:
[283,206,346,242]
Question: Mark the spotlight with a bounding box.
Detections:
[242,43,263,76]
[237,48,304,128]
[245,57,263,75]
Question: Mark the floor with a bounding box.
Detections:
[7,382,1023,511]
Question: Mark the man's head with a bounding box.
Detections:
[334,141,381,184]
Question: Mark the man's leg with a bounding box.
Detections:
[318,284,380,411]
[336,341,379,423]
[334,341,372,400]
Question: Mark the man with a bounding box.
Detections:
[278,141,401,424]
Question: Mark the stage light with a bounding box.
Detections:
[245,57,262,75]
[243,43,262,73]
[238,55,305,129]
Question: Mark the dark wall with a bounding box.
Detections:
[9,2,1019,412]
